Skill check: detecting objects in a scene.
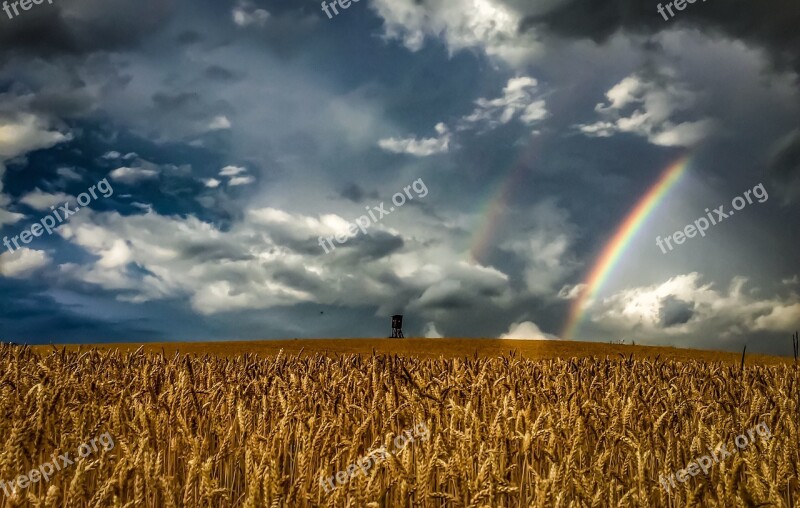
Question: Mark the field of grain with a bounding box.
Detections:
[0,341,797,507]
[29,338,793,365]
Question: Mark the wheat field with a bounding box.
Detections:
[0,342,797,507]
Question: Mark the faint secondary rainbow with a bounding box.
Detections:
[467,137,543,263]
[561,155,691,340]
[467,167,524,263]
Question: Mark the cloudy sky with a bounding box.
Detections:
[0,0,797,353]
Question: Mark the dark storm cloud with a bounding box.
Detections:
[145,88,236,142]
[0,279,55,320]
[658,296,694,328]
[271,265,324,294]
[340,183,365,203]
[204,65,240,82]
[244,9,321,59]
[768,129,800,203]
[219,0,323,59]
[271,227,404,260]
[0,8,76,58]
[28,90,95,118]
[177,31,203,46]
[277,131,320,162]
[0,61,131,137]
[267,233,329,256]
[152,92,202,112]
[0,279,161,343]
[178,240,255,263]
[340,183,379,203]
[522,0,800,74]
[0,0,174,58]
[422,294,473,310]
[345,231,404,261]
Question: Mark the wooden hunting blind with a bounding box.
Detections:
[391,315,404,338]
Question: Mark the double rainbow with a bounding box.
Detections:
[561,155,691,340]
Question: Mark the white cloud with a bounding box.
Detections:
[228,175,256,186]
[410,262,511,310]
[249,206,351,242]
[0,113,71,225]
[370,0,540,66]
[208,115,232,130]
[424,322,443,338]
[576,72,715,147]
[461,77,548,129]
[96,238,133,269]
[502,202,576,296]
[499,321,557,340]
[649,120,716,147]
[417,279,463,306]
[56,167,83,181]
[753,304,800,332]
[510,232,571,295]
[0,207,25,228]
[219,165,246,177]
[131,202,154,213]
[102,151,121,159]
[0,248,50,278]
[50,204,516,318]
[19,189,73,211]
[204,178,222,188]
[232,0,270,27]
[558,283,586,300]
[0,113,71,161]
[576,121,616,137]
[109,166,159,184]
[586,273,800,342]
[378,123,450,156]
[379,76,548,156]
[55,210,324,313]
[520,101,548,124]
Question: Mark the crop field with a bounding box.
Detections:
[27,338,793,365]
[0,340,797,507]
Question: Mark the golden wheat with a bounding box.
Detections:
[0,344,796,507]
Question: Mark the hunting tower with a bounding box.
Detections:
[391,315,404,338]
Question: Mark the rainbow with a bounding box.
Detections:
[561,155,691,340]
[468,168,522,263]
[468,137,543,263]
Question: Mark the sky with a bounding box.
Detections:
[0,0,797,354]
